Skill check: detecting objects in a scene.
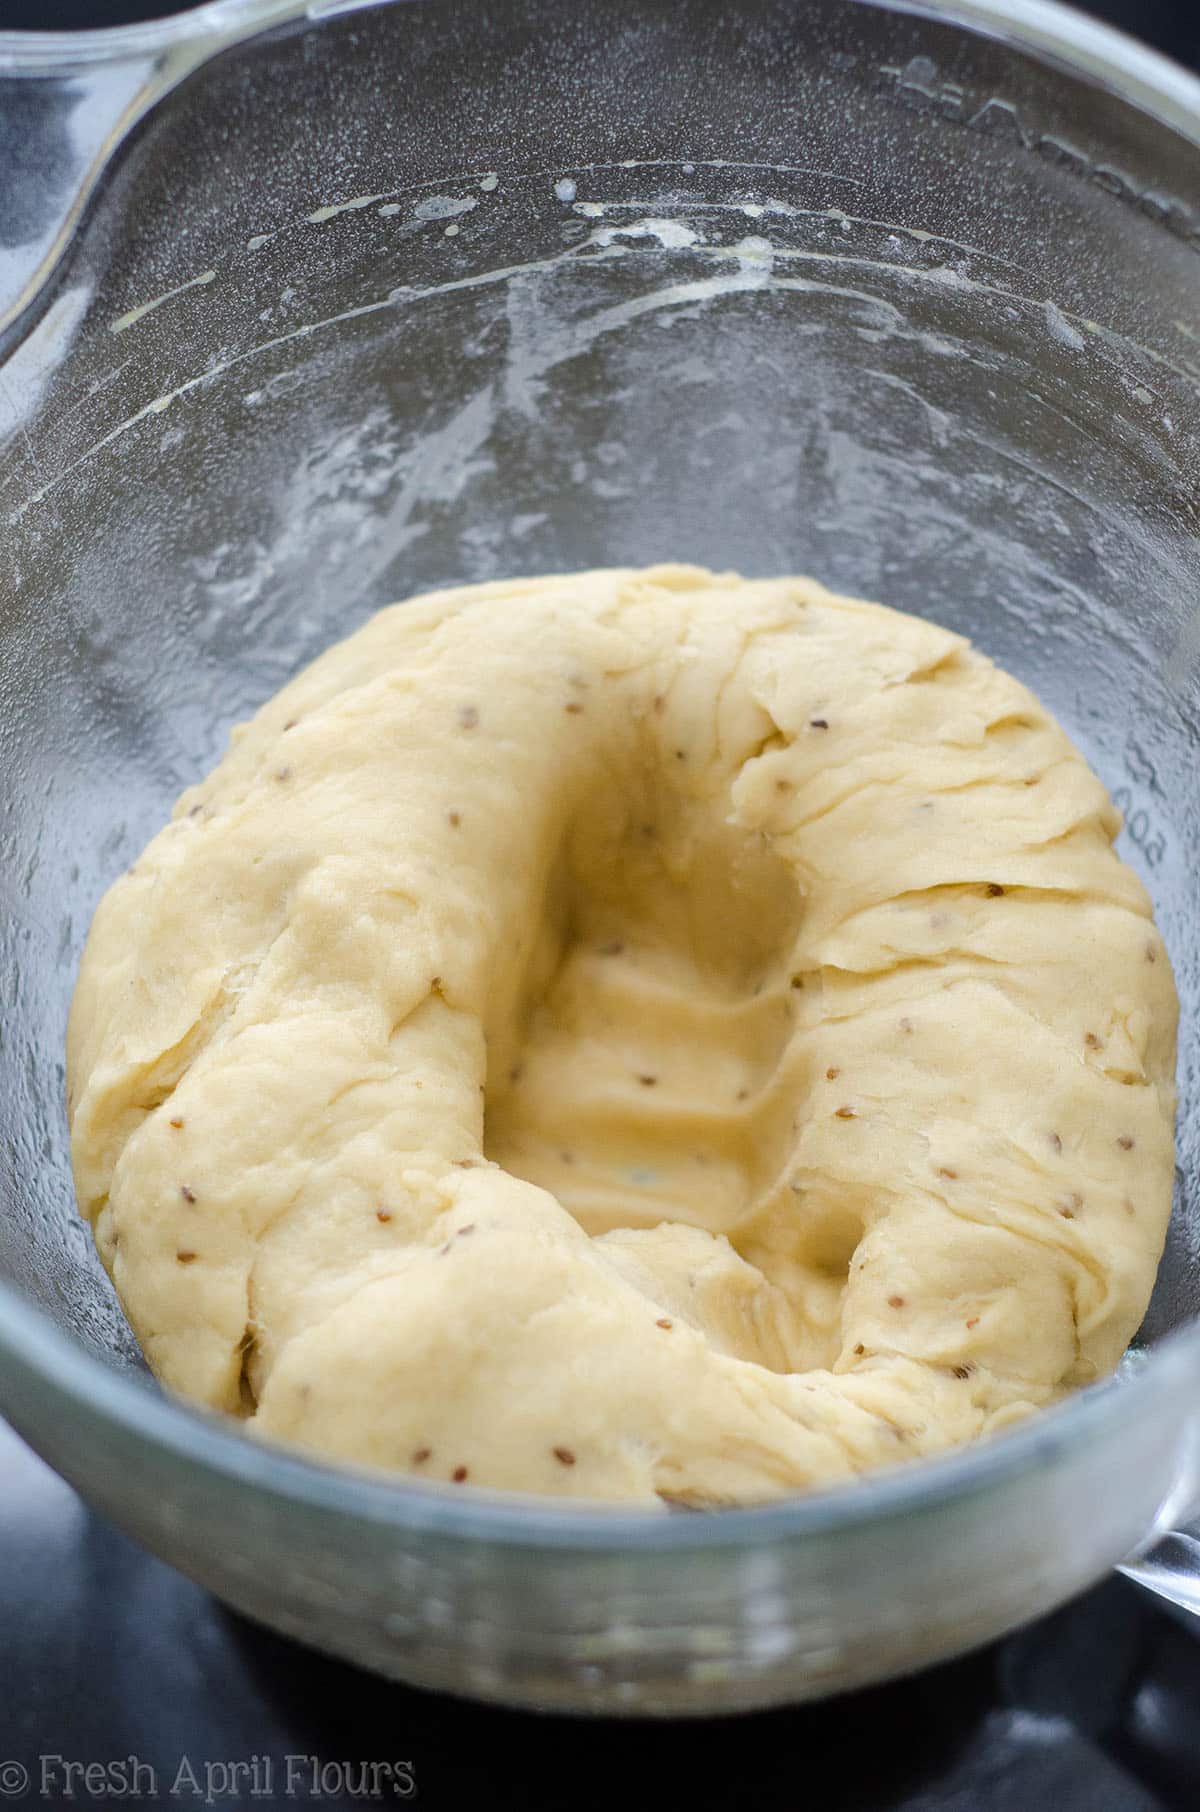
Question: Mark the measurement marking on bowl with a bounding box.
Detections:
[1111,788,1168,869]
[108,270,216,337]
[878,58,1200,256]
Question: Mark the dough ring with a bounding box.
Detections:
[68,566,1177,1504]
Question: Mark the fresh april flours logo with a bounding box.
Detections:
[0,1754,417,1802]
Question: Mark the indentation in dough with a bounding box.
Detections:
[484,757,804,1245]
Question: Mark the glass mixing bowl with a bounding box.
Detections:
[1,0,1199,1716]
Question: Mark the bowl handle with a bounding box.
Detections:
[1119,1422,1200,1630]
[1120,1528,1200,1627]
[0,0,317,352]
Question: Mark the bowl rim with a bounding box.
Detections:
[0,0,1198,163]
[1,0,1199,1549]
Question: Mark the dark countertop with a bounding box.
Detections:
[2,1418,1199,1810]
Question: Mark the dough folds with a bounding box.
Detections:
[67,566,1178,1503]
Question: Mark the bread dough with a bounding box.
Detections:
[67,566,1178,1504]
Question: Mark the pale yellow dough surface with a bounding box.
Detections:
[67,566,1178,1504]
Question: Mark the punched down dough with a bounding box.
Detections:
[67,566,1178,1504]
